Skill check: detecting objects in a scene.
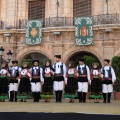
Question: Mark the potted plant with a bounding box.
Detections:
[111,56,120,100]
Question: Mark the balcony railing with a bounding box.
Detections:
[19,17,73,29]
[19,13,120,29]
[0,13,119,30]
[93,13,120,25]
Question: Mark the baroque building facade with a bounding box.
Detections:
[0,0,120,65]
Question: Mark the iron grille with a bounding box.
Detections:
[28,0,45,20]
[73,0,92,17]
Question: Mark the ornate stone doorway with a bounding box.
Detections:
[66,51,102,68]
[24,52,48,61]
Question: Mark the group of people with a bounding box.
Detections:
[0,55,116,103]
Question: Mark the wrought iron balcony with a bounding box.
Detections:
[93,13,120,25]
[19,17,73,29]
[12,13,120,29]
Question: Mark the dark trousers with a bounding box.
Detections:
[55,91,62,102]
[10,91,17,102]
[78,92,87,103]
[32,92,40,102]
[103,93,111,103]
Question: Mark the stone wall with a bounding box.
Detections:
[0,0,120,65]
[0,25,120,65]
[92,0,120,15]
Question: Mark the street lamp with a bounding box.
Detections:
[0,47,4,56]
[0,47,13,68]
[7,50,13,62]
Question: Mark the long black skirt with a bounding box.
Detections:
[91,78,102,94]
[42,77,53,94]
[18,77,31,94]
[0,77,8,95]
[65,77,77,94]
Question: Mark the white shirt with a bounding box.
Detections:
[76,64,91,82]
[92,69,99,75]
[30,66,44,82]
[45,67,51,74]
[101,66,116,82]
[0,69,10,77]
[10,66,22,72]
[9,66,22,77]
[52,62,67,80]
[20,69,31,78]
[68,68,75,74]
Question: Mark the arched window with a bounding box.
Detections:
[28,0,45,20]
[73,0,92,17]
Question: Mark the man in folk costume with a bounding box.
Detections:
[52,55,67,103]
[101,59,116,103]
[9,60,22,102]
[76,58,91,103]
[30,60,44,102]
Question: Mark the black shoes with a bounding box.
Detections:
[59,100,62,103]
[83,101,86,103]
[107,101,111,103]
[69,100,74,103]
[56,100,62,103]
[79,100,83,103]
[103,100,106,103]
[103,101,111,103]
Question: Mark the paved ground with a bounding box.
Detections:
[0,99,120,114]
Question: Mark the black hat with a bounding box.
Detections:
[12,60,18,64]
[104,59,110,63]
[32,60,39,63]
[54,55,61,58]
[79,57,84,62]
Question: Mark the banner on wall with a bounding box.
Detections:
[26,20,42,45]
[74,17,93,45]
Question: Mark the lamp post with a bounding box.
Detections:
[0,47,4,69]
[7,50,13,63]
[0,47,13,69]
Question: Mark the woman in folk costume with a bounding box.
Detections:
[91,62,102,103]
[18,62,31,102]
[42,60,54,102]
[0,62,10,102]
[30,60,44,102]
[9,60,22,102]
[76,57,91,103]
[101,59,116,103]
[65,61,77,103]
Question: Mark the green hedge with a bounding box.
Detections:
[111,56,120,91]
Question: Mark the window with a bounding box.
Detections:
[28,0,45,20]
[73,0,92,17]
